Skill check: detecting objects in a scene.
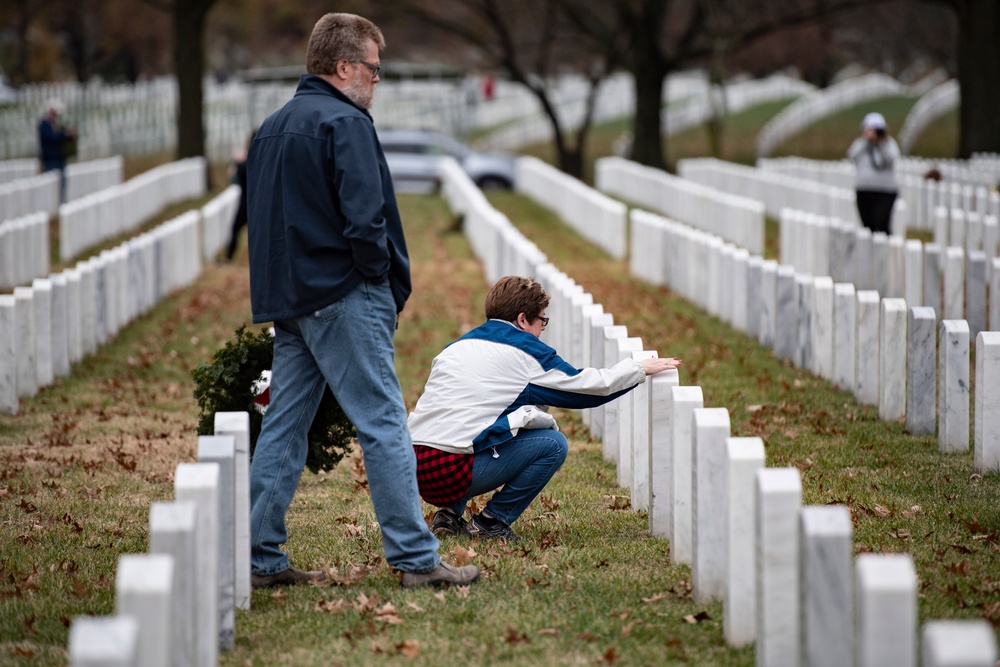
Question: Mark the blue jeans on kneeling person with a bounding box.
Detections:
[448,427,569,527]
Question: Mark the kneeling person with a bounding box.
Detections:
[408,276,681,541]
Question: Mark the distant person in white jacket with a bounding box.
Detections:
[407,275,681,541]
[847,112,900,235]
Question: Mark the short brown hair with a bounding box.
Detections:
[306,13,385,76]
[485,276,550,323]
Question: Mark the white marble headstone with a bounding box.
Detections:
[668,385,703,565]
[214,412,252,611]
[616,336,643,489]
[921,620,997,667]
[799,505,853,667]
[601,325,627,462]
[974,332,1000,472]
[647,369,679,537]
[938,320,969,453]
[68,616,139,667]
[855,553,917,667]
[905,307,936,435]
[833,283,856,392]
[855,291,881,406]
[629,350,657,512]
[197,436,236,652]
[149,501,197,667]
[0,295,17,415]
[723,437,764,648]
[174,462,220,667]
[879,298,907,422]
[115,553,174,667]
[691,407,731,604]
[755,467,802,667]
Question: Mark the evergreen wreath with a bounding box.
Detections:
[192,325,354,473]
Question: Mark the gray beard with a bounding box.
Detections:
[344,79,373,109]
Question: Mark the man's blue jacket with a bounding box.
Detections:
[247,74,411,323]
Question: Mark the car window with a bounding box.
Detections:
[382,142,430,155]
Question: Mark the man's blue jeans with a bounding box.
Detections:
[249,280,440,575]
[448,428,568,526]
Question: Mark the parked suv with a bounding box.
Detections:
[377,129,516,194]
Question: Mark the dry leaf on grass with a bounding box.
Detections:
[641,592,667,603]
[447,545,477,567]
[395,639,420,658]
[505,626,530,644]
[315,598,349,614]
[375,602,404,625]
[682,611,711,624]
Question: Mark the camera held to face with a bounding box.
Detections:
[874,127,886,139]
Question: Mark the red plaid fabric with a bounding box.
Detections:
[414,445,473,507]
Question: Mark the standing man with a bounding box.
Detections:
[246,13,479,589]
[38,99,75,203]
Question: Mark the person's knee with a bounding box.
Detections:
[545,431,569,466]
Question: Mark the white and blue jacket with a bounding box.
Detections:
[407,319,647,454]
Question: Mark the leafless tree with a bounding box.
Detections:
[395,0,627,179]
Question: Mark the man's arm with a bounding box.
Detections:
[331,117,391,281]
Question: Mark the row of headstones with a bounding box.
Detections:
[0,94,177,163]
[630,207,1000,473]
[0,157,124,222]
[644,393,997,666]
[439,153,1000,666]
[514,155,628,260]
[595,155,766,256]
[660,75,815,139]
[0,159,125,290]
[779,207,1000,338]
[0,212,48,290]
[59,157,206,262]
[0,182,238,414]
[68,412,252,667]
[754,72,906,159]
[677,156,866,227]
[0,158,38,185]
[757,155,1000,233]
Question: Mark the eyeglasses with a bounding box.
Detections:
[355,60,381,80]
[538,316,549,327]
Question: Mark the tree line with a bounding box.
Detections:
[1,0,996,172]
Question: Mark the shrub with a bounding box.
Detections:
[192,325,353,473]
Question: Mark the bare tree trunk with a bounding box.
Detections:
[630,59,669,171]
[174,0,210,162]
[955,0,1000,157]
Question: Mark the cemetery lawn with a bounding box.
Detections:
[0,182,997,666]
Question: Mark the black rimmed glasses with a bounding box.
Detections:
[538,316,549,327]
[355,60,381,80]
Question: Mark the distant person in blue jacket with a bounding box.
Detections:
[245,12,479,590]
[408,275,682,541]
[38,99,75,202]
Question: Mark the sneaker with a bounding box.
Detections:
[251,566,325,589]
[465,513,518,542]
[400,561,480,588]
[431,508,466,536]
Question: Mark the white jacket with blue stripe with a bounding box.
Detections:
[407,319,647,454]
